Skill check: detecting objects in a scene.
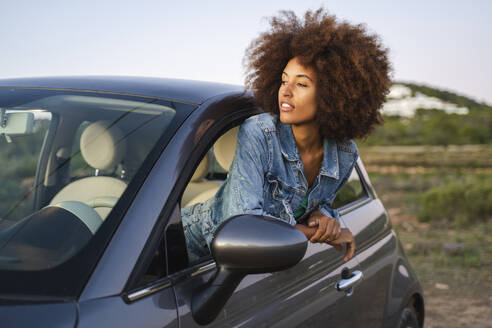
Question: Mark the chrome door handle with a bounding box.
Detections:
[336,270,363,291]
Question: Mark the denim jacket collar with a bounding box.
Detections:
[278,121,339,180]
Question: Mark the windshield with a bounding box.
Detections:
[0,87,194,299]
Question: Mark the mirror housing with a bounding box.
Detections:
[192,215,307,325]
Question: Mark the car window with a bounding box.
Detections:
[171,129,369,270]
[331,165,368,209]
[0,112,52,224]
[0,88,187,273]
[69,121,130,181]
[176,126,239,267]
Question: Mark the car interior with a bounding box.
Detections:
[0,93,177,270]
[49,120,128,220]
[181,126,239,207]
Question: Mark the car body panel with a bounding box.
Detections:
[77,291,178,328]
[0,76,244,105]
[173,243,361,327]
[0,302,77,328]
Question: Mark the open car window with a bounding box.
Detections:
[175,126,239,268]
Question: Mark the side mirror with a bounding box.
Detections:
[192,215,307,325]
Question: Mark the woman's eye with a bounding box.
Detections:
[297,83,307,87]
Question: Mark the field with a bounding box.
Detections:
[360,145,492,328]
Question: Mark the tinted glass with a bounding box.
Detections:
[0,113,51,222]
[332,166,367,209]
[0,87,194,298]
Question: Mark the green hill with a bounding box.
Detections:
[402,82,491,112]
[360,82,492,146]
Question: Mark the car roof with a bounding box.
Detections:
[0,76,245,105]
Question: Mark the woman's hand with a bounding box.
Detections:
[307,210,341,243]
[326,228,356,262]
[294,210,356,262]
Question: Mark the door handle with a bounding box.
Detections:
[336,270,363,293]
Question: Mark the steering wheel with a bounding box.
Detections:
[52,200,103,234]
[87,196,119,209]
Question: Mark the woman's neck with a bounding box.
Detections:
[291,122,323,155]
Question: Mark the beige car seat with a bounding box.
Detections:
[50,120,127,220]
[213,127,239,172]
[181,153,220,207]
[182,126,239,207]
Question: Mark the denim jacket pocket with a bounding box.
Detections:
[265,174,296,223]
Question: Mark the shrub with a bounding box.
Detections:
[418,176,492,225]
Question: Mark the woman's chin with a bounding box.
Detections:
[279,111,296,124]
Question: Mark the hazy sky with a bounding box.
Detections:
[1,0,491,104]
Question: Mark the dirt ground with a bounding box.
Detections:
[422,286,492,328]
[388,207,492,328]
[360,145,492,327]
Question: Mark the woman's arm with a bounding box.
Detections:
[199,118,270,246]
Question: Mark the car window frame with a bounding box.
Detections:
[123,107,258,297]
[336,161,373,216]
[168,115,250,265]
[122,108,375,301]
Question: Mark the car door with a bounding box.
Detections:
[171,237,363,328]
[167,120,369,327]
[330,159,396,327]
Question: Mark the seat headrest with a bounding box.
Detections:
[213,127,239,172]
[80,121,126,171]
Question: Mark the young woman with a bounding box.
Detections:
[182,9,391,262]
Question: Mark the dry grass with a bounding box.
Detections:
[360,144,492,168]
[362,145,492,327]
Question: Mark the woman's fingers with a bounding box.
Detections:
[309,217,341,243]
[326,228,356,261]
[308,217,318,227]
[339,228,356,261]
[334,223,341,240]
[319,218,340,242]
[330,219,341,240]
[344,238,356,262]
[310,217,327,242]
[333,244,343,252]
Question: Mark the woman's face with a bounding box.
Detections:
[278,57,318,126]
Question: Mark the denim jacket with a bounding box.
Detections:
[182,113,359,259]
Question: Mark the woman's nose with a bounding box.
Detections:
[281,83,293,96]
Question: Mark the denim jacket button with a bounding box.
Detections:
[313,200,319,206]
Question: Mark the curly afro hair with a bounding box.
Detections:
[244,8,392,141]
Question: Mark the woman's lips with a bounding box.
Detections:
[280,102,295,112]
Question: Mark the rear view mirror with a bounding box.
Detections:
[0,110,35,136]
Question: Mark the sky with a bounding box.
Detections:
[1,0,491,105]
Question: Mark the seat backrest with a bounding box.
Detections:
[181,126,239,207]
[182,153,222,207]
[213,126,239,172]
[50,121,127,219]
